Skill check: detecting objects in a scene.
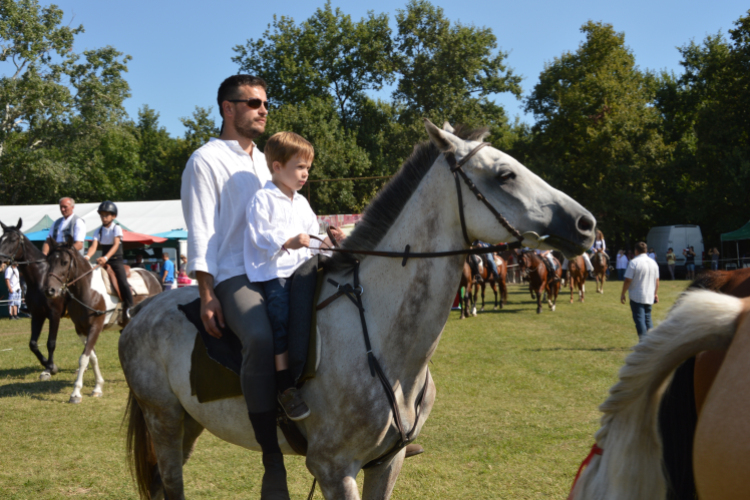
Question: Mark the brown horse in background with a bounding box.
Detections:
[458,261,476,319]
[518,251,562,314]
[472,254,508,311]
[591,252,608,294]
[566,255,586,303]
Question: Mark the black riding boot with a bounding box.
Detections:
[248,411,290,500]
[545,261,559,282]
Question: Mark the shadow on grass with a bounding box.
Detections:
[0,366,47,378]
[525,347,631,352]
[0,378,72,399]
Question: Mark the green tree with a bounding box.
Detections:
[523,21,670,247]
[233,1,395,129]
[0,0,132,204]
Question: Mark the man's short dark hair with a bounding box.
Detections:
[636,242,648,254]
[217,75,267,118]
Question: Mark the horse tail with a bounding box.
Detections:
[570,290,746,500]
[125,390,155,500]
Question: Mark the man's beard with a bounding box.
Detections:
[234,114,264,140]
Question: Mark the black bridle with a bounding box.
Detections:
[47,246,113,316]
[0,229,46,266]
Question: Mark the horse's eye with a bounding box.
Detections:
[497,171,516,184]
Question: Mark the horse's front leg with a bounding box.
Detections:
[29,315,50,378]
[45,313,61,376]
[88,349,105,397]
[70,325,103,404]
[362,449,406,500]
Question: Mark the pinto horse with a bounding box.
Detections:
[566,255,586,303]
[591,252,607,294]
[0,219,66,380]
[44,239,162,403]
[120,120,595,500]
[568,289,750,500]
[518,251,562,314]
[472,254,508,311]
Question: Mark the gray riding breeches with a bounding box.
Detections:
[215,275,276,413]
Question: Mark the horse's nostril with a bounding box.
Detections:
[577,215,595,233]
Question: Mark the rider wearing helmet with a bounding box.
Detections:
[85,201,134,319]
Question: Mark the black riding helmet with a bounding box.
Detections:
[97,200,118,216]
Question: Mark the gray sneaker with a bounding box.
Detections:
[278,387,310,421]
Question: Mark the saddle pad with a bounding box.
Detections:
[189,329,243,404]
[100,267,150,298]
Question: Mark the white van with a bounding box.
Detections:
[646,225,704,267]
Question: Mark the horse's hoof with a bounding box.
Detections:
[570,299,574,303]
[48,364,59,375]
[39,371,51,381]
[551,305,556,312]
[69,396,82,404]
[90,391,102,398]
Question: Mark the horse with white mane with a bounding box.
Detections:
[569,289,750,500]
[120,119,595,500]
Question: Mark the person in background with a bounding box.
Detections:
[5,262,20,320]
[666,247,677,280]
[42,197,86,254]
[710,247,720,271]
[683,246,696,281]
[161,252,175,291]
[648,248,656,260]
[621,242,659,340]
[616,249,629,280]
[132,254,144,269]
[180,254,188,272]
[85,201,134,319]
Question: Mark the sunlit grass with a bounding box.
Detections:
[0,280,687,499]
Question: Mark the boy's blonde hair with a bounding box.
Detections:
[264,132,314,172]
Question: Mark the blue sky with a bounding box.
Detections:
[31,0,750,136]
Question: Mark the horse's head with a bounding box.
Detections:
[0,218,25,263]
[425,120,595,258]
[45,237,83,298]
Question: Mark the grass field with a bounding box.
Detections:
[0,279,688,499]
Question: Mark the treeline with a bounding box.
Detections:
[2,0,749,249]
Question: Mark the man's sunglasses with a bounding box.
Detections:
[228,98,271,110]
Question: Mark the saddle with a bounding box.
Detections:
[100,264,148,301]
[178,255,327,455]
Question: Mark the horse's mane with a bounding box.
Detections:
[327,124,489,272]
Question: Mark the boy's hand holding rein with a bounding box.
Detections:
[283,233,310,251]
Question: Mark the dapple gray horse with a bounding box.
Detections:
[120,119,595,500]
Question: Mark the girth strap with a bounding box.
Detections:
[318,262,423,449]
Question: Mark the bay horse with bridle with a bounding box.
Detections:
[566,255,586,303]
[472,253,507,311]
[591,252,607,294]
[0,219,66,380]
[44,238,162,403]
[568,288,750,500]
[120,120,595,500]
[518,251,562,313]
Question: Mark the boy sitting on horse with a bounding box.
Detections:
[85,201,134,320]
[244,131,339,421]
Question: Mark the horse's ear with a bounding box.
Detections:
[442,121,455,133]
[64,234,74,247]
[424,118,457,153]
[0,220,7,232]
[46,237,56,252]
[16,218,22,230]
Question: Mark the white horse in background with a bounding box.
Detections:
[120,119,595,500]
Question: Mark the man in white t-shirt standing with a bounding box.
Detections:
[42,197,87,254]
[621,242,660,339]
[5,262,21,320]
[181,75,293,498]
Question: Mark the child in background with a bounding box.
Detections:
[244,131,341,421]
[85,201,134,319]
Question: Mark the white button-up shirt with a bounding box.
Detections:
[245,181,323,282]
[181,138,271,285]
[624,253,660,305]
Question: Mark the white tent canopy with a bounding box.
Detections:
[0,200,185,237]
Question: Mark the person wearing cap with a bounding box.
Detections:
[85,201,134,319]
[42,197,86,254]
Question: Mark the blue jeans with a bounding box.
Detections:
[261,277,292,355]
[617,269,626,280]
[485,253,498,276]
[630,300,653,338]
